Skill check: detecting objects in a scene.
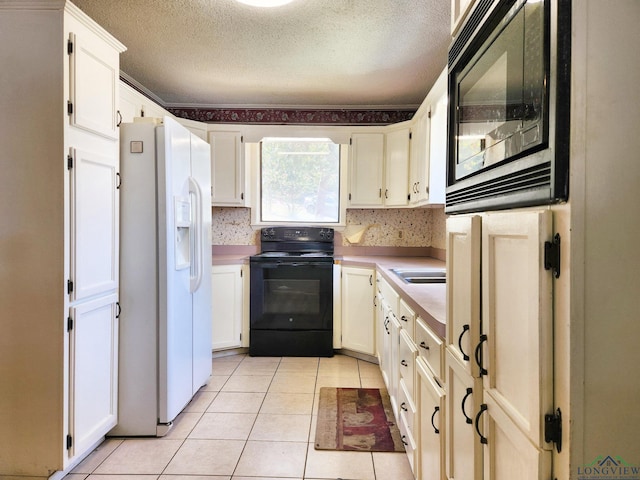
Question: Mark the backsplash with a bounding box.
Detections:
[212,207,446,249]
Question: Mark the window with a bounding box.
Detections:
[260,138,341,223]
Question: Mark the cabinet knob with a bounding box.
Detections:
[419,341,429,350]
[401,359,408,367]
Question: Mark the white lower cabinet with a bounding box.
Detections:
[341,266,376,355]
[211,264,244,350]
[417,357,445,480]
[69,293,119,457]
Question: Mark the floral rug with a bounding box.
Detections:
[314,387,404,452]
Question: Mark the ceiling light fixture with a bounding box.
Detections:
[235,0,296,7]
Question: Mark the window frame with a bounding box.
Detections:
[249,140,348,228]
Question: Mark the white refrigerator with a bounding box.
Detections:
[111,116,212,436]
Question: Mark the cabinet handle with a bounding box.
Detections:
[401,402,408,412]
[475,403,488,444]
[461,387,473,424]
[431,406,440,434]
[401,359,408,367]
[458,324,470,361]
[369,274,373,285]
[401,435,409,446]
[115,301,121,319]
[401,315,408,323]
[475,334,488,376]
[116,172,122,190]
[419,341,429,350]
[379,188,382,198]
[385,188,388,199]
[116,110,122,127]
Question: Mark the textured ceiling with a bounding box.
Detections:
[73,0,451,109]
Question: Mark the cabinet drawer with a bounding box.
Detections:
[415,317,443,381]
[378,275,399,315]
[399,298,416,340]
[399,411,417,474]
[399,329,417,400]
[398,377,416,434]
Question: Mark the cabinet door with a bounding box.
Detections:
[69,293,119,458]
[208,131,245,206]
[480,211,553,448]
[70,147,119,302]
[481,394,552,480]
[384,128,410,206]
[409,113,430,205]
[341,266,376,355]
[68,29,120,139]
[349,133,384,207]
[211,264,243,350]
[427,87,447,204]
[446,215,481,377]
[445,349,483,480]
[417,357,445,480]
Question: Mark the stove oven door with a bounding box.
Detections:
[250,259,333,331]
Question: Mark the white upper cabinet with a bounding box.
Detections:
[348,133,385,207]
[384,127,411,207]
[67,17,120,140]
[409,112,429,205]
[208,130,246,206]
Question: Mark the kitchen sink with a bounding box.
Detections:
[390,267,446,284]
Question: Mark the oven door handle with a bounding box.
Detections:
[257,261,332,268]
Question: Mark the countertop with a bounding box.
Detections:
[211,251,446,339]
[337,255,446,339]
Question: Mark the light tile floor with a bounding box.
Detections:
[66,353,415,480]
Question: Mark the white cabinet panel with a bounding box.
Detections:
[445,349,483,480]
[417,357,445,480]
[212,264,243,350]
[446,215,481,376]
[341,266,376,355]
[68,28,119,139]
[209,131,245,206]
[480,211,553,448]
[481,394,552,480]
[69,293,118,457]
[348,133,385,207]
[70,147,119,302]
[384,128,410,206]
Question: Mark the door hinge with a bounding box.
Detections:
[240,269,243,277]
[409,132,412,140]
[428,110,432,119]
[544,233,561,278]
[544,408,562,453]
[349,137,353,145]
[67,316,73,332]
[240,135,244,143]
[407,194,411,201]
[348,193,352,201]
[67,39,73,55]
[66,434,73,450]
[67,154,73,170]
[67,101,73,116]
[240,333,242,341]
[67,279,74,294]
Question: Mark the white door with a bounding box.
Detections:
[68,28,119,139]
[211,264,243,350]
[480,210,553,448]
[446,215,481,377]
[349,133,384,207]
[341,266,376,355]
[208,131,244,205]
[157,117,193,423]
[69,293,118,457]
[190,133,213,393]
[70,147,119,302]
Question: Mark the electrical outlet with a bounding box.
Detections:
[398,230,403,239]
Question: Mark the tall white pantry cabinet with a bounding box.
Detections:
[0,2,126,478]
[445,1,640,479]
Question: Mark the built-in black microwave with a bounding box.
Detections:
[445,0,571,213]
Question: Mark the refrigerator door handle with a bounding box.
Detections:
[189,176,203,292]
